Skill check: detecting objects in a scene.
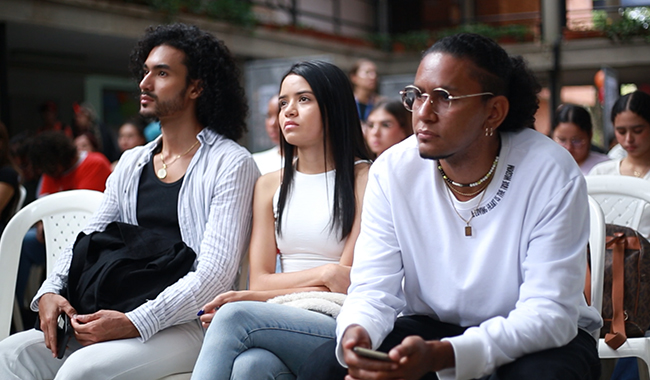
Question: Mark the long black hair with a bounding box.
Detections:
[424,33,541,132]
[129,23,248,141]
[552,104,593,135]
[611,90,650,125]
[276,60,370,240]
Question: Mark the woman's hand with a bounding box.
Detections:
[321,264,352,294]
[198,290,276,327]
[199,291,246,326]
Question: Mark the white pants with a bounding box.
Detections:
[0,320,203,380]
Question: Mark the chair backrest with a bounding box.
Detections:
[0,190,103,339]
[585,175,650,231]
[587,196,606,340]
[12,185,27,216]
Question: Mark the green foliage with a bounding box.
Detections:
[203,0,256,27]
[369,23,533,52]
[593,7,650,43]
[145,0,256,27]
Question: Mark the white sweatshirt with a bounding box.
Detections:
[336,128,603,380]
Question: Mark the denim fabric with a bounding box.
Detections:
[16,227,46,305]
[191,301,337,380]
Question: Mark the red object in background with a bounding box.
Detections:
[594,69,605,89]
[638,83,650,95]
[594,69,605,103]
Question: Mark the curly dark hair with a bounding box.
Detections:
[424,33,541,132]
[28,132,77,177]
[129,23,248,141]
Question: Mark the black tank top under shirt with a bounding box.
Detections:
[136,151,183,242]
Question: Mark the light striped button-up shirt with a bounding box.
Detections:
[32,127,259,342]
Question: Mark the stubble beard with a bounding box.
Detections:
[140,85,188,119]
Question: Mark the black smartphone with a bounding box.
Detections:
[55,314,72,359]
[353,346,392,362]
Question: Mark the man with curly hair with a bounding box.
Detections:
[301,33,602,380]
[0,23,259,379]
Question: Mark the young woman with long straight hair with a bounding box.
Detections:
[190,60,371,380]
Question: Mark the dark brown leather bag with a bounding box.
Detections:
[586,224,650,349]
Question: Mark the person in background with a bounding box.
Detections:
[72,102,119,162]
[364,99,413,158]
[37,101,72,137]
[349,59,380,126]
[74,131,101,154]
[252,95,284,175]
[112,116,147,170]
[31,132,111,196]
[589,90,650,380]
[590,90,650,238]
[144,119,162,142]
[552,104,609,175]
[9,134,38,205]
[0,122,20,235]
[14,131,113,320]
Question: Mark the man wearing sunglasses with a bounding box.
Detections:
[300,33,601,380]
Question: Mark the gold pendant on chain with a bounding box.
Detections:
[157,166,168,179]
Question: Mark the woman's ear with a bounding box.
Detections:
[487,95,509,131]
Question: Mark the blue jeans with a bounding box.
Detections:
[16,227,45,305]
[191,301,337,380]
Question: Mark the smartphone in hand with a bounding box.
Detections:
[353,346,392,362]
[55,314,73,359]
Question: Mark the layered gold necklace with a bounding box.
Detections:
[438,157,498,237]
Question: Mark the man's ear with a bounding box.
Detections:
[188,79,203,100]
[486,95,509,131]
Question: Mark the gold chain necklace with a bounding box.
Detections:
[157,140,200,179]
[444,181,488,237]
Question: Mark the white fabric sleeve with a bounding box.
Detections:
[442,176,591,380]
[335,163,406,366]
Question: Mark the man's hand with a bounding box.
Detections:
[342,325,398,379]
[342,325,455,380]
[71,310,140,346]
[38,293,77,358]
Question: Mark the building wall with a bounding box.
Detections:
[8,67,84,136]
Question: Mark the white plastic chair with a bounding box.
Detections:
[586,175,650,378]
[10,185,29,332]
[586,175,650,233]
[0,189,104,340]
[587,196,606,341]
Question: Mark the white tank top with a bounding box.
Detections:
[273,168,345,273]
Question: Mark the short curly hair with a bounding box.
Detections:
[28,131,77,177]
[424,33,541,132]
[129,23,248,141]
